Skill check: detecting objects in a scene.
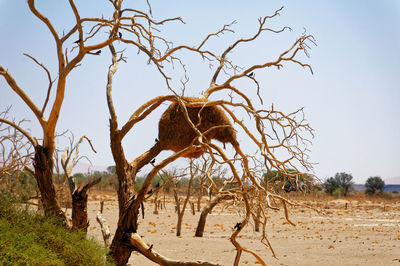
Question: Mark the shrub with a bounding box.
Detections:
[0,194,114,265]
[323,172,354,196]
[365,176,385,195]
[323,177,339,195]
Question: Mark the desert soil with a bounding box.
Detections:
[76,192,400,265]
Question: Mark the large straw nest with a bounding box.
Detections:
[158,97,238,158]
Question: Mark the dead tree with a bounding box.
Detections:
[173,162,195,237]
[191,155,225,212]
[0,108,34,194]
[103,3,233,264]
[102,2,315,266]
[0,0,123,224]
[60,133,101,231]
[195,193,233,237]
[2,2,315,265]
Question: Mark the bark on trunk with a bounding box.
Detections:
[153,192,159,214]
[174,190,182,236]
[108,118,138,265]
[108,121,161,265]
[197,185,203,212]
[71,191,89,231]
[108,157,139,265]
[252,206,261,232]
[175,173,194,237]
[71,178,101,232]
[33,145,67,224]
[195,194,232,237]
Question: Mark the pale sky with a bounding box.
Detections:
[1,1,399,184]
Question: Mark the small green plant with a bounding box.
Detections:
[365,176,385,195]
[0,194,114,265]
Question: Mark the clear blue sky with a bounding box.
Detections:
[1,1,399,183]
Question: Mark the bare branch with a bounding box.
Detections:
[0,118,37,146]
[0,66,44,126]
[128,233,221,266]
[96,208,111,247]
[22,53,54,115]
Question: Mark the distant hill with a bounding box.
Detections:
[384,176,400,185]
[72,162,108,174]
[353,183,400,192]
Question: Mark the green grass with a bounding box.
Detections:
[0,194,114,266]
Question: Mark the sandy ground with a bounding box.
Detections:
[76,192,400,265]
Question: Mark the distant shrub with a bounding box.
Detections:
[323,177,338,195]
[365,176,385,195]
[0,194,114,265]
[323,172,354,196]
[263,169,315,193]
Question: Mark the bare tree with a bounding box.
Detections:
[1,1,315,265]
[103,3,315,266]
[192,155,226,212]
[60,132,101,231]
[173,162,195,237]
[0,0,124,223]
[195,193,233,238]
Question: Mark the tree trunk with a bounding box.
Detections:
[33,145,67,224]
[175,173,194,237]
[197,185,203,212]
[153,192,159,214]
[174,189,182,236]
[108,121,161,265]
[71,178,101,232]
[108,159,138,265]
[71,191,89,231]
[191,201,195,215]
[195,194,232,237]
[107,119,138,265]
[252,206,261,232]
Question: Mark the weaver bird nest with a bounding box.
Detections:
[158,97,238,158]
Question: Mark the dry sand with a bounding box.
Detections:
[77,192,400,265]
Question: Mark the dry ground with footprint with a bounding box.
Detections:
[71,191,400,266]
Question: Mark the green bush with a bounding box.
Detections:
[0,194,114,266]
[323,172,354,196]
[365,176,385,195]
